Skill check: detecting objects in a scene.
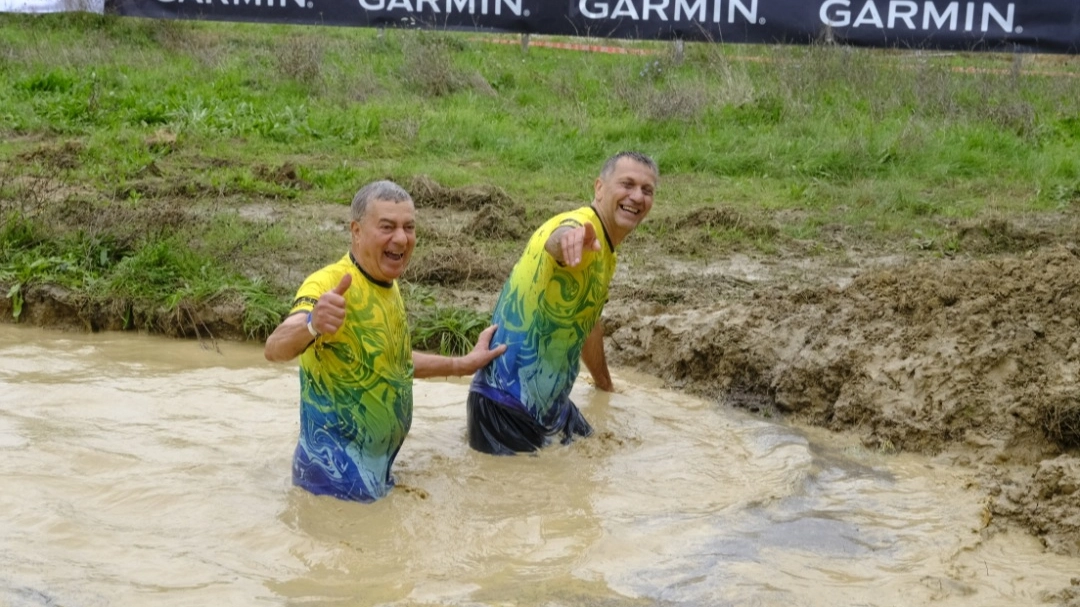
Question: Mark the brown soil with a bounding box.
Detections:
[3,174,1079,568]
[603,245,1080,559]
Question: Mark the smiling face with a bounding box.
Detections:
[350,197,416,284]
[592,157,657,247]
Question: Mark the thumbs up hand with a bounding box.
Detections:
[312,273,351,336]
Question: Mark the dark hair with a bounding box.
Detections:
[599,151,659,180]
[350,180,413,221]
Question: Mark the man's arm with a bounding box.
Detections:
[413,324,507,379]
[264,274,352,363]
[545,222,599,268]
[581,320,614,392]
[264,312,317,362]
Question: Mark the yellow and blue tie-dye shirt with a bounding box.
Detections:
[472,207,615,431]
[289,253,414,502]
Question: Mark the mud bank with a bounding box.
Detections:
[605,245,1080,559]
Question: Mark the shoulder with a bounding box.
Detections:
[292,254,353,308]
[535,207,592,237]
[305,254,353,287]
[556,207,595,226]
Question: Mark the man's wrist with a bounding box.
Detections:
[306,311,320,338]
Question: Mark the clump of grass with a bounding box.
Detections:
[399,31,478,97]
[276,34,325,88]
[614,57,712,122]
[409,302,490,357]
[95,236,286,334]
[1041,397,1080,450]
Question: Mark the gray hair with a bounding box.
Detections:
[599,151,659,180]
[350,180,413,222]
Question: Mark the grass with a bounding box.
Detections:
[1,13,1079,350]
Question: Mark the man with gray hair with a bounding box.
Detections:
[468,151,658,454]
[265,180,506,502]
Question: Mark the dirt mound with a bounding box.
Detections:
[471,204,527,241]
[606,245,1080,555]
[408,175,517,211]
[254,162,311,190]
[641,205,779,257]
[953,217,1057,255]
[17,141,84,170]
[994,456,1080,557]
[403,245,512,290]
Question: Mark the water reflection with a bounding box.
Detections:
[0,325,1074,607]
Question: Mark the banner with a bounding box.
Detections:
[105,0,1080,54]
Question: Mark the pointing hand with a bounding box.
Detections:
[560,222,600,268]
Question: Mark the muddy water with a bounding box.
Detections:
[1,325,1076,607]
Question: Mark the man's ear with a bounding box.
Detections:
[593,177,604,202]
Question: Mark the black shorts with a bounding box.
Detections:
[467,391,593,455]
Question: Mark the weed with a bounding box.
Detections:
[400,31,471,97]
[276,35,325,88]
[409,303,490,357]
[1041,397,1080,450]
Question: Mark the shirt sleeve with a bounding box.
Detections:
[288,263,346,316]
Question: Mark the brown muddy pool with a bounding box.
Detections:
[0,325,1076,607]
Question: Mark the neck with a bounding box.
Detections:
[348,251,393,289]
[590,204,621,250]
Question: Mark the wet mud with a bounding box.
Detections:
[605,245,1080,559]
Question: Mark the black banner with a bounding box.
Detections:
[106,0,1080,54]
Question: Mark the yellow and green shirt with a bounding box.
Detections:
[289,253,413,502]
[471,207,615,432]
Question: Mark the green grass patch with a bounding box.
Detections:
[2,13,1079,338]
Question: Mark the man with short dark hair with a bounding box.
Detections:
[265,180,506,502]
[467,152,659,454]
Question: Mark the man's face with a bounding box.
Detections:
[593,158,656,244]
[350,197,416,283]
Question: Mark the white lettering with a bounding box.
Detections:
[158,0,308,7]
[675,0,704,21]
[852,0,882,27]
[610,0,640,19]
[821,0,851,27]
[386,0,411,9]
[728,0,755,24]
[820,0,1015,32]
[580,0,608,18]
[888,0,917,28]
[574,0,757,22]
[358,0,384,8]
[923,1,957,30]
[445,0,472,12]
[416,0,437,11]
[643,0,668,20]
[981,2,1012,32]
[495,0,521,15]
